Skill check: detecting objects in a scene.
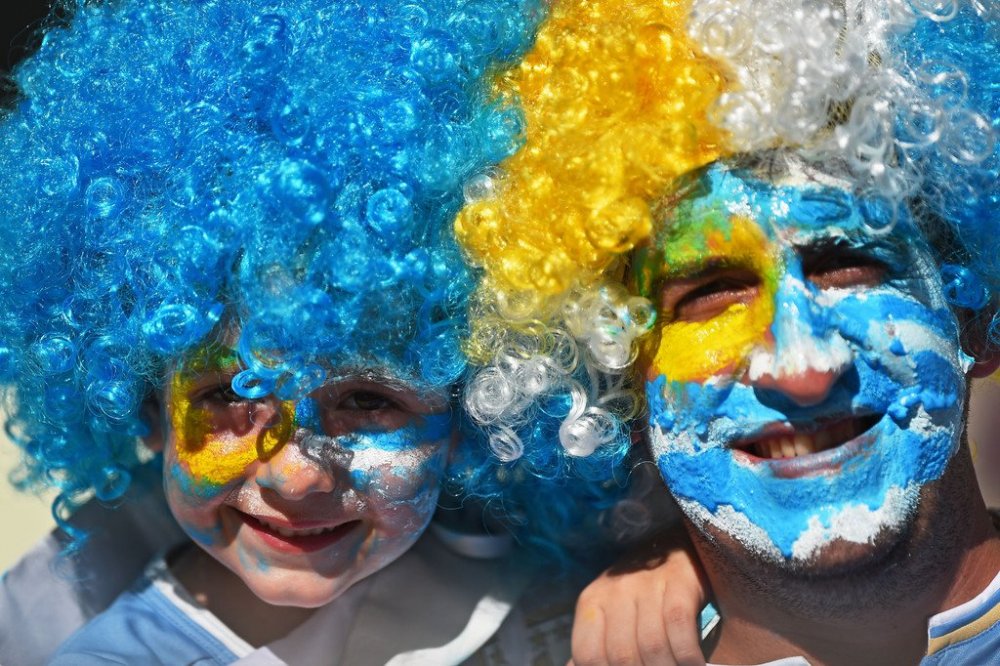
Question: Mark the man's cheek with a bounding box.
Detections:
[832,292,968,400]
[646,375,733,439]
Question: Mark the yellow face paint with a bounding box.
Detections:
[639,213,779,383]
[455,0,733,309]
[168,347,295,490]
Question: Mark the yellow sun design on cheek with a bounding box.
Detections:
[645,214,780,384]
[168,370,295,491]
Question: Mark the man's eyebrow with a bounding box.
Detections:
[790,229,891,256]
[659,256,756,283]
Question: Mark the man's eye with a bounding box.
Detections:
[340,391,397,411]
[806,252,887,290]
[665,272,760,323]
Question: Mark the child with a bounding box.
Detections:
[0,0,622,662]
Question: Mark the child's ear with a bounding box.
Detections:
[961,308,1000,379]
[142,394,165,453]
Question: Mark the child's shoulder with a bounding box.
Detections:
[50,554,252,666]
[0,468,186,665]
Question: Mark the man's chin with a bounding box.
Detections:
[693,511,914,581]
[778,527,907,578]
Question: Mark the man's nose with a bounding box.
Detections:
[255,432,336,499]
[746,274,852,407]
[751,364,845,407]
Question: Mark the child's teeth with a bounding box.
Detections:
[258,518,332,537]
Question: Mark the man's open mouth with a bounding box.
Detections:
[733,414,882,461]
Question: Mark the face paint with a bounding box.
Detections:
[640,163,973,563]
[161,347,453,607]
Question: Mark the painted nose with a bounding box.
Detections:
[751,365,845,407]
[747,274,852,407]
[255,434,336,499]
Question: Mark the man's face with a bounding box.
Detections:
[635,162,973,568]
[161,347,452,607]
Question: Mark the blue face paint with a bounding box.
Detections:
[162,363,455,605]
[646,162,972,562]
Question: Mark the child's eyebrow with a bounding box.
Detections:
[327,367,415,390]
[327,367,449,401]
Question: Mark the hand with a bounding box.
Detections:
[569,529,709,666]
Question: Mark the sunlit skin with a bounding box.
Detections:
[158,344,453,617]
[636,161,974,567]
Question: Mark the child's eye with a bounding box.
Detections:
[200,382,247,405]
[339,391,399,411]
[663,269,761,323]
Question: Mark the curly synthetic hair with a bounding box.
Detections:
[456,0,999,477]
[0,0,565,540]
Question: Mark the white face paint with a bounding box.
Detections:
[163,348,452,607]
[638,163,972,565]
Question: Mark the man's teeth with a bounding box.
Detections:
[751,421,855,459]
[256,518,337,537]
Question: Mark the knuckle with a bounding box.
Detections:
[663,605,692,627]
[638,636,671,659]
[675,646,705,666]
[571,651,600,666]
[606,647,640,666]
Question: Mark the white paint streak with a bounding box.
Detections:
[649,423,697,456]
[747,330,853,381]
[677,498,785,563]
[789,483,919,561]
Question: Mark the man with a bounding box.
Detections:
[451,0,999,661]
[635,152,1000,664]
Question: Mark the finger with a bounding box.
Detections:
[603,596,641,666]
[662,600,705,666]
[572,592,608,666]
[636,580,675,666]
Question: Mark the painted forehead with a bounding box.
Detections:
[636,163,915,289]
[172,343,448,404]
[681,163,907,238]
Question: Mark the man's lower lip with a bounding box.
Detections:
[732,420,881,478]
[238,514,362,554]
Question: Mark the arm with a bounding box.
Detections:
[571,528,710,666]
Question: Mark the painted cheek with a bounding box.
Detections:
[649,216,778,383]
[348,425,448,535]
[168,373,296,493]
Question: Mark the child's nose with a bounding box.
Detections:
[255,437,336,499]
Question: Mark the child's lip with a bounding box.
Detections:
[236,511,363,554]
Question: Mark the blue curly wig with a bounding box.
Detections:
[891,5,1000,315]
[0,0,629,564]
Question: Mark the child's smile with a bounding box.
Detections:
[161,347,453,607]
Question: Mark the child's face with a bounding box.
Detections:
[634,163,972,568]
[160,348,453,607]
